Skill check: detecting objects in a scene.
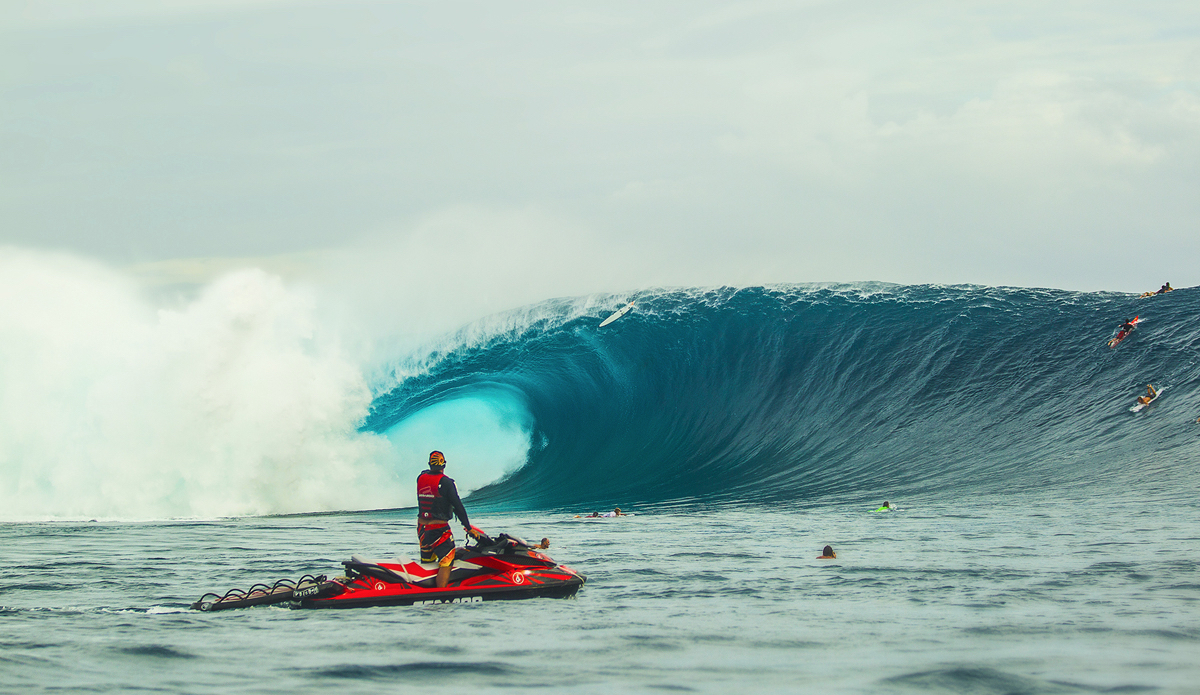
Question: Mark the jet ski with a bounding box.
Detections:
[191,529,585,611]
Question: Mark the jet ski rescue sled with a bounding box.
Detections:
[191,531,585,611]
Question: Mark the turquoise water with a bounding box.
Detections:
[3,492,1198,693]
[372,285,1200,513]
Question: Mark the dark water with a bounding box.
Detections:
[3,492,1198,693]
[370,284,1200,509]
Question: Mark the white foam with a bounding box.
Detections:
[0,248,407,521]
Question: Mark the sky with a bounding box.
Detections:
[3,0,1199,298]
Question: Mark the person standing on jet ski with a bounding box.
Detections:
[417,451,480,588]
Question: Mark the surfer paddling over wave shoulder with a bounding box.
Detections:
[1108,317,1140,348]
[1138,282,1173,298]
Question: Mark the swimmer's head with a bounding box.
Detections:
[822,545,834,557]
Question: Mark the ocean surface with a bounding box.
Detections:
[3,282,1200,692]
[2,497,1199,693]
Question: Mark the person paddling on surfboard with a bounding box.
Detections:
[1109,317,1139,347]
[1137,384,1158,406]
[1156,282,1173,294]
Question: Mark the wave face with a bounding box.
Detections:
[368,285,1200,509]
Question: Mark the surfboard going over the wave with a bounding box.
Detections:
[599,301,635,327]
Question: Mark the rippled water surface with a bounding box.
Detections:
[3,493,1199,694]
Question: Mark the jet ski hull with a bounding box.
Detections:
[299,571,584,609]
[301,549,586,609]
[191,532,585,611]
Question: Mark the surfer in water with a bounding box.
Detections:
[872,501,892,512]
[1141,283,1174,298]
[575,508,625,518]
[818,545,836,559]
[1137,384,1158,406]
[1109,317,1139,347]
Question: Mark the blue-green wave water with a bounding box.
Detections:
[370,284,1200,508]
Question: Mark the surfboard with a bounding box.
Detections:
[599,301,635,327]
[1107,316,1141,348]
[1130,386,1166,412]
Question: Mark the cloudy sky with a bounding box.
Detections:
[3,0,1198,295]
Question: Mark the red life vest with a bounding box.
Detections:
[417,470,451,521]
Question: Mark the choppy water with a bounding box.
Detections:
[4,491,1198,694]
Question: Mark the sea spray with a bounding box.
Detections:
[0,250,402,520]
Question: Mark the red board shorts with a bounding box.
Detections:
[417,522,456,567]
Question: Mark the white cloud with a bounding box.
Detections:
[1,0,1198,292]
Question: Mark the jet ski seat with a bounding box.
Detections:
[343,556,412,585]
[346,556,481,587]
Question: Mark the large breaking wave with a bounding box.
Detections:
[370,284,1200,509]
[4,254,1197,520]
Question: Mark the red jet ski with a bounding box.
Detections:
[191,530,585,611]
